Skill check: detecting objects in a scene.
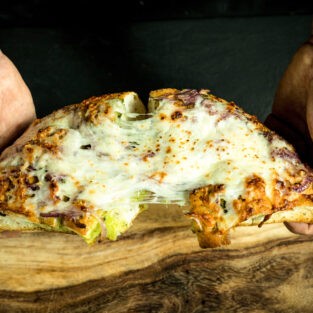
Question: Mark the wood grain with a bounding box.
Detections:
[0,204,312,312]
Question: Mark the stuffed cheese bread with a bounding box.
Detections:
[1,88,313,248]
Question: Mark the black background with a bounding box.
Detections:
[1,1,312,119]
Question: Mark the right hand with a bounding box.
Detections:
[265,25,313,235]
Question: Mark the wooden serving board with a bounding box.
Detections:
[0,204,313,312]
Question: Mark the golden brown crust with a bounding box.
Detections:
[240,207,313,226]
[233,175,272,222]
[188,185,230,248]
[0,169,37,221]
[0,168,98,236]
[189,173,313,248]
[149,88,179,98]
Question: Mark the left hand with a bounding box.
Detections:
[0,51,36,151]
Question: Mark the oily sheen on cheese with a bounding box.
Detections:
[0,88,313,248]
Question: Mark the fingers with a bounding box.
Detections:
[272,22,313,236]
[0,50,36,151]
[284,222,313,235]
[272,41,313,136]
[267,41,313,166]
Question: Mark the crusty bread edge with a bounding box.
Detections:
[1,205,313,235]
[0,213,73,234]
[240,206,313,226]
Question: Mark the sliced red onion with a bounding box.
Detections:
[153,89,200,107]
[176,89,199,106]
[40,209,82,219]
[40,212,64,218]
[201,99,218,115]
[271,147,300,163]
[292,175,313,193]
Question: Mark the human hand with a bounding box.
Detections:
[0,51,35,238]
[265,26,313,235]
[0,50,36,152]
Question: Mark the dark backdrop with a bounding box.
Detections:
[0,1,312,119]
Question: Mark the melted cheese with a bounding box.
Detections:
[2,90,298,238]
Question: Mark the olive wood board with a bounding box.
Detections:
[0,204,312,312]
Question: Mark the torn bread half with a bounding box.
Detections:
[1,88,313,247]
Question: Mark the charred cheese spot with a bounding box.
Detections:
[143,151,156,162]
[149,172,167,183]
[231,175,272,222]
[171,111,183,120]
[0,170,39,221]
[49,180,60,203]
[159,113,167,120]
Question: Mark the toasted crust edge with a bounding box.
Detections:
[240,206,313,226]
[0,212,74,233]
